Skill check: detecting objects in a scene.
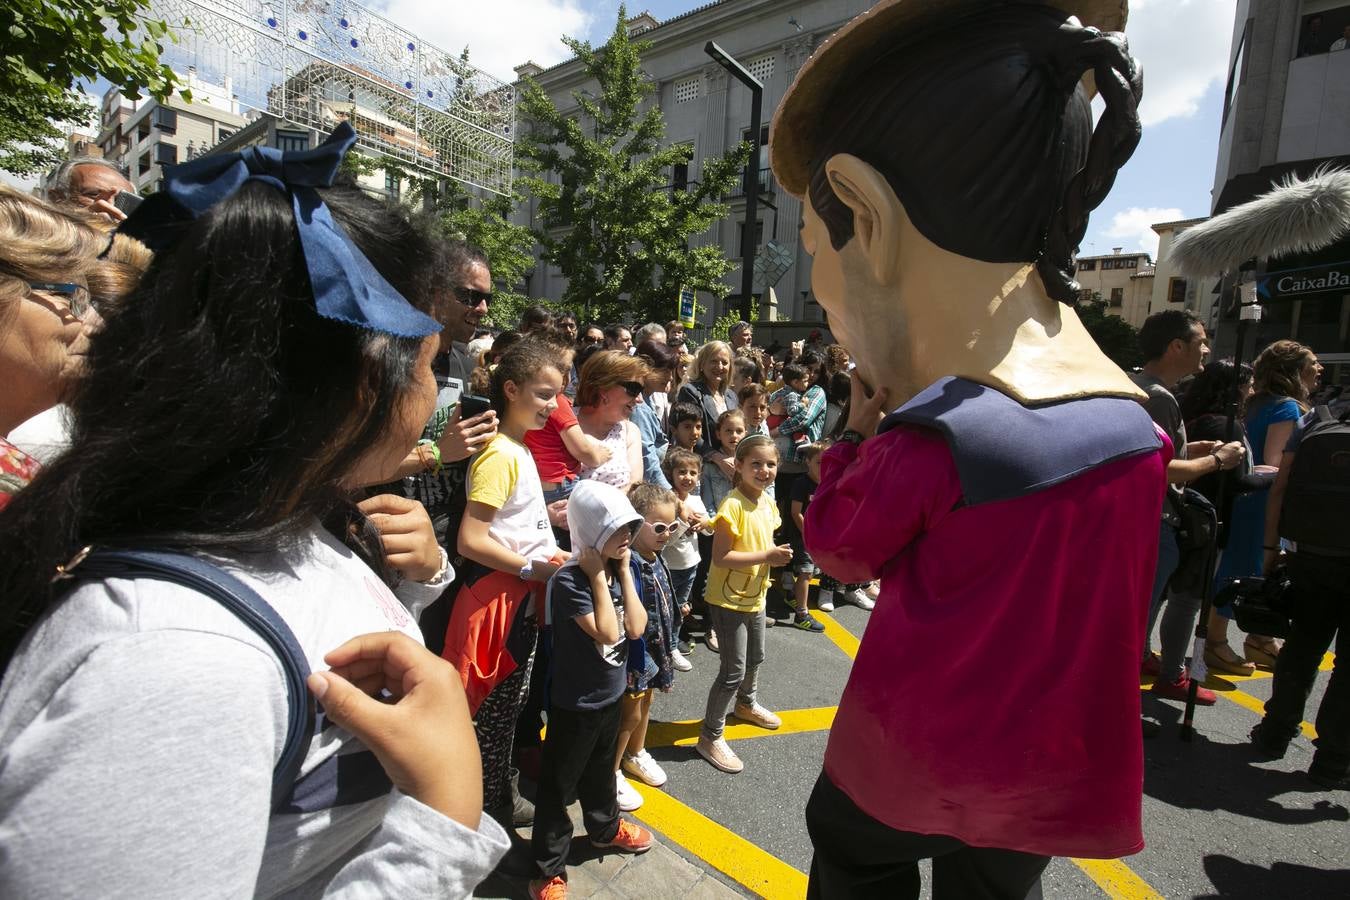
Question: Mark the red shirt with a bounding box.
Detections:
[805,383,1168,859]
[524,393,581,483]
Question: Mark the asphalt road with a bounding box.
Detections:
[483,595,1350,898]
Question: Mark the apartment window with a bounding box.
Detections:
[1077,288,1096,303]
[742,124,770,174]
[1223,18,1251,126]
[217,128,234,141]
[674,76,701,104]
[1078,259,1096,271]
[1109,287,1124,306]
[738,219,765,252]
[672,160,689,191]
[1125,257,1137,269]
[138,122,151,141]
[152,107,178,133]
[747,55,775,83]
[385,171,400,200]
[154,143,177,166]
[276,130,310,153]
[1168,277,1188,304]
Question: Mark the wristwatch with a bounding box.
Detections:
[838,429,867,446]
[519,561,534,581]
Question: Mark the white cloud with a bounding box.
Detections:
[1103,206,1184,256]
[376,0,596,83]
[1126,0,1238,126]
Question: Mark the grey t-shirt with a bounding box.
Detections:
[1131,372,1186,519]
[0,522,508,898]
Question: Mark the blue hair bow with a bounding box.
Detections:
[120,122,441,339]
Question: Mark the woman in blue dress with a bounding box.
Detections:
[1209,340,1322,669]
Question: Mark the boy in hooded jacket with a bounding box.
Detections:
[529,481,655,899]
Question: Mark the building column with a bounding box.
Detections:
[777,36,815,320]
[700,64,729,261]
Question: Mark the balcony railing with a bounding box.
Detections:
[728,167,775,200]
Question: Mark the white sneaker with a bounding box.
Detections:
[671,648,693,672]
[623,749,668,787]
[615,770,643,811]
[845,589,875,610]
[818,592,836,612]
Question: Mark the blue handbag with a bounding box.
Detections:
[62,548,316,810]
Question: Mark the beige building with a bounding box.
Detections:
[96,68,249,193]
[1150,218,1221,330]
[1074,248,1155,328]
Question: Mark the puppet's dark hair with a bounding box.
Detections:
[807,4,1142,304]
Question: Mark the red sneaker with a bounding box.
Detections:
[1151,674,1216,705]
[591,818,654,854]
[529,876,568,900]
[1140,653,1162,678]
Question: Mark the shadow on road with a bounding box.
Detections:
[1194,854,1350,898]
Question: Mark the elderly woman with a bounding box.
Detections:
[575,349,647,489]
[676,340,736,455]
[632,339,681,489]
[0,186,104,507]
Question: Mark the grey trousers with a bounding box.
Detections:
[701,604,765,740]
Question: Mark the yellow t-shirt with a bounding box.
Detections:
[705,487,781,612]
[467,433,557,562]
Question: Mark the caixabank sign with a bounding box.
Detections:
[1259,261,1350,301]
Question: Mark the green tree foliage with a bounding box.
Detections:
[516,3,750,326]
[1076,295,1143,370]
[0,0,184,176]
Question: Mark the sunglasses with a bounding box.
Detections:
[450,285,492,307]
[647,521,679,535]
[620,381,643,397]
[28,282,91,318]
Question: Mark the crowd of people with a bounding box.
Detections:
[0,140,879,899]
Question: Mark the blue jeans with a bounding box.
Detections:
[543,477,577,550]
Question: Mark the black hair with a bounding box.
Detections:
[520,303,554,331]
[0,181,441,670]
[1138,309,1203,361]
[782,363,809,386]
[556,309,578,323]
[669,402,703,430]
[635,338,680,373]
[807,5,1142,304]
[603,323,631,343]
[574,342,604,374]
[1180,359,1253,424]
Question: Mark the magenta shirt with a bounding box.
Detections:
[805,385,1169,859]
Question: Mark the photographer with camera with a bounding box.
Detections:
[1250,404,1350,788]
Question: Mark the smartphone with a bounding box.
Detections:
[459,394,493,419]
[113,190,143,215]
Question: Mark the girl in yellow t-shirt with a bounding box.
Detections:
[696,434,793,775]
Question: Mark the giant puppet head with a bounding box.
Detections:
[771,0,1147,406]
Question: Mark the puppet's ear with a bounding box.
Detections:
[824,153,904,284]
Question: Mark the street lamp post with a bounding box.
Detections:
[705,40,763,322]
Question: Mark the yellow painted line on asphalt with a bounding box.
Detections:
[646,706,837,748]
[1069,858,1165,900]
[630,780,809,900]
[1139,680,1318,739]
[814,610,860,660]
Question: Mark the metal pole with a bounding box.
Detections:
[742,86,763,322]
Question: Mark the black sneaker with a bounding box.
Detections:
[677,638,693,655]
[792,612,825,633]
[1249,722,1291,760]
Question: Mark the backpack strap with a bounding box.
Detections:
[66,548,316,811]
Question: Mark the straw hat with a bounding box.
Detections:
[770,0,1129,198]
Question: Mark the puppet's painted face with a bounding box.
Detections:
[801,191,902,395]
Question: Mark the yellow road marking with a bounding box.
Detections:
[815,610,860,660]
[630,781,808,900]
[1138,680,1318,739]
[1070,858,1165,899]
[646,706,837,748]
